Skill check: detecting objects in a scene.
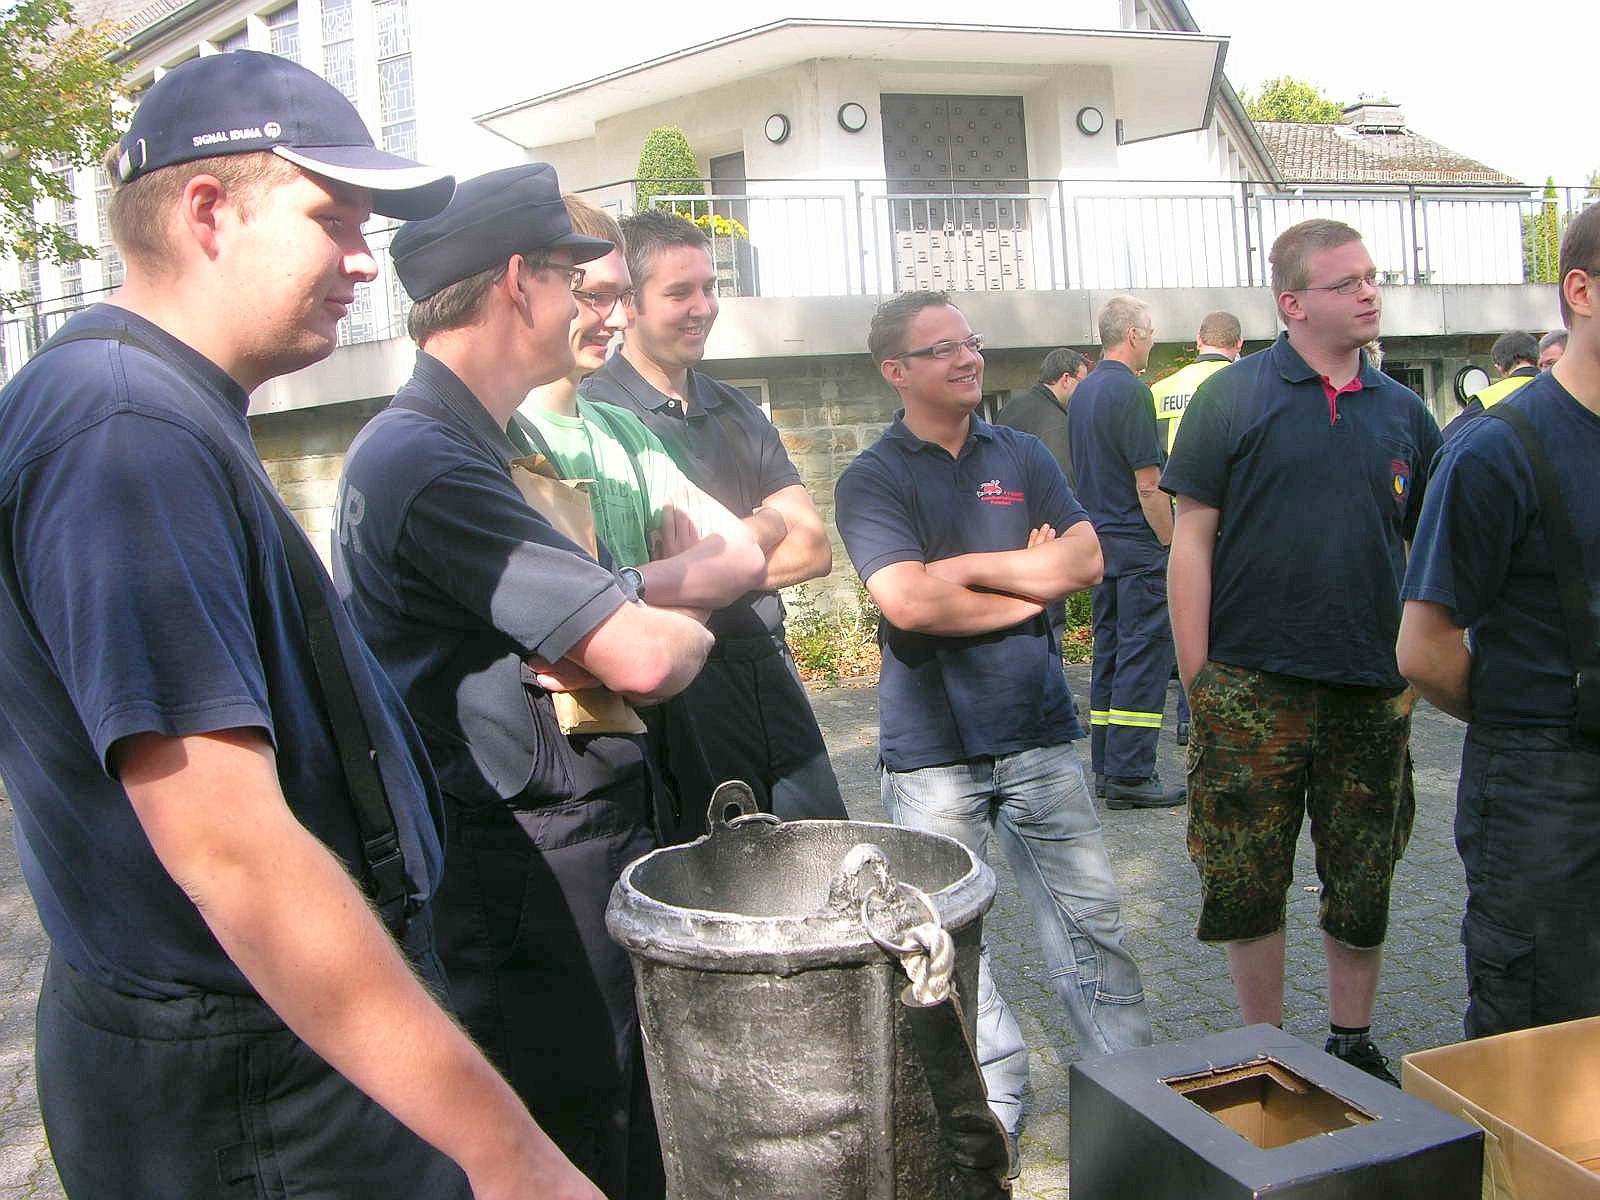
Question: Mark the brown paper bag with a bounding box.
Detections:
[509,455,646,736]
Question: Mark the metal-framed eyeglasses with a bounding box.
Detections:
[1300,270,1381,296]
[573,287,636,316]
[529,257,586,292]
[892,333,985,361]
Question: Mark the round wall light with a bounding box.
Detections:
[837,101,869,133]
[1454,364,1491,405]
[764,113,791,144]
[1076,105,1106,136]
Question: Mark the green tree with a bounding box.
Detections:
[1242,76,1343,123]
[634,126,702,213]
[0,0,125,298]
[1521,176,1563,283]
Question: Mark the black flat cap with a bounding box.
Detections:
[390,162,612,302]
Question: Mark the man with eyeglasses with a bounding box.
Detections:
[1399,203,1600,1038]
[518,196,767,843]
[1068,295,1186,810]
[581,211,847,832]
[837,291,1152,1176]
[335,164,714,1197]
[1163,218,1440,1084]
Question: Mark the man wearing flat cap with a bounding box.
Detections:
[335,162,712,1199]
[0,52,601,1200]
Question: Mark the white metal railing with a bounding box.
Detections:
[3,179,1590,379]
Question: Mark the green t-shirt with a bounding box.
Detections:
[517,398,693,569]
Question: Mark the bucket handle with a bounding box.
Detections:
[706,780,781,834]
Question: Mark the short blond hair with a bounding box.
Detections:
[1269,219,1363,298]
[103,144,298,268]
[562,193,625,251]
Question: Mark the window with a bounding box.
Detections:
[321,0,356,101]
[266,4,299,61]
[723,379,771,418]
[216,26,250,52]
[52,163,77,236]
[91,166,123,291]
[374,0,415,159]
[338,283,375,346]
[58,261,83,312]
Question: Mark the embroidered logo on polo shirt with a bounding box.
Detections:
[1389,457,1411,509]
[976,479,1025,506]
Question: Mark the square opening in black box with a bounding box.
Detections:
[1165,1058,1375,1150]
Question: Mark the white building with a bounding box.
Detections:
[0,0,1574,560]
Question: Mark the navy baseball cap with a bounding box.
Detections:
[115,51,454,220]
[390,163,613,302]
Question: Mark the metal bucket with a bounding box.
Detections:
[606,783,1000,1198]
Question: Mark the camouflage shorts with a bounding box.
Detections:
[1185,661,1416,949]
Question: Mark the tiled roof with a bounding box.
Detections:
[1255,122,1522,187]
[74,0,190,40]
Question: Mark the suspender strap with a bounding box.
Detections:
[36,326,413,931]
[1484,405,1600,738]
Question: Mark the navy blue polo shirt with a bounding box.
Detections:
[581,353,802,640]
[1068,359,1165,574]
[1403,371,1600,726]
[335,352,644,810]
[0,306,445,999]
[1161,333,1442,688]
[835,414,1088,771]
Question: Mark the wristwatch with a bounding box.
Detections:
[619,565,647,603]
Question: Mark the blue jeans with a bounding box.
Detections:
[880,743,1152,1131]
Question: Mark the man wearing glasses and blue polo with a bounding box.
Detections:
[836,290,1154,1177]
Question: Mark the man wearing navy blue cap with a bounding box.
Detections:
[0,52,604,1200]
[336,163,713,1199]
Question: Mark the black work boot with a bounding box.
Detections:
[1176,720,1190,746]
[1105,773,1185,809]
[1094,773,1107,800]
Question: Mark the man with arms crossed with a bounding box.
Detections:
[518,197,767,842]
[582,212,846,827]
[1070,296,1185,808]
[0,54,599,1198]
[336,165,712,1196]
[836,291,1151,1171]
[1164,219,1440,1083]
[1398,204,1600,1036]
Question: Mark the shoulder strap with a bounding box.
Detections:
[583,401,654,509]
[506,410,562,473]
[1484,405,1600,735]
[36,326,413,932]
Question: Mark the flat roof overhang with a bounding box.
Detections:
[476,18,1228,149]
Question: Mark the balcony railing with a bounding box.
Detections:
[1,178,1590,380]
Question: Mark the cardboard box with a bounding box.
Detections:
[1403,1015,1600,1200]
[1070,1024,1482,1198]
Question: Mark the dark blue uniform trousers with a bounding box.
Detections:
[1456,724,1600,1038]
[1089,563,1174,780]
[36,914,471,1200]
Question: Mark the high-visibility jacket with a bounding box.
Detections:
[1472,366,1538,409]
[1150,353,1233,453]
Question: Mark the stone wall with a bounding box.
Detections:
[250,398,387,565]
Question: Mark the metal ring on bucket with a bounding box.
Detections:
[860,881,941,956]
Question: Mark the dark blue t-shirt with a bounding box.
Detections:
[1068,359,1165,574]
[1402,371,1600,726]
[0,306,446,999]
[1161,334,1441,688]
[335,353,643,810]
[835,415,1089,771]
[581,353,802,640]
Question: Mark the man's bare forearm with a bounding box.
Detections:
[1397,601,1472,721]
[867,562,1044,638]
[120,731,596,1198]
[926,522,1102,602]
[1168,500,1218,690]
[1139,489,1174,546]
[639,533,765,609]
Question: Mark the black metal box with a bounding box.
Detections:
[1069,1025,1482,1198]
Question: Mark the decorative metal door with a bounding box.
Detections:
[880,94,1031,292]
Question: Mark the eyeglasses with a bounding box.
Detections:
[1301,270,1381,296]
[529,257,586,292]
[892,333,985,361]
[573,287,636,315]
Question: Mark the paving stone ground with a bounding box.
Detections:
[0,666,1470,1197]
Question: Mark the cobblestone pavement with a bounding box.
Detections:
[0,665,1470,1198]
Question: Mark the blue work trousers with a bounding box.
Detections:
[880,743,1151,1132]
[1089,564,1174,779]
[1457,724,1600,1038]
